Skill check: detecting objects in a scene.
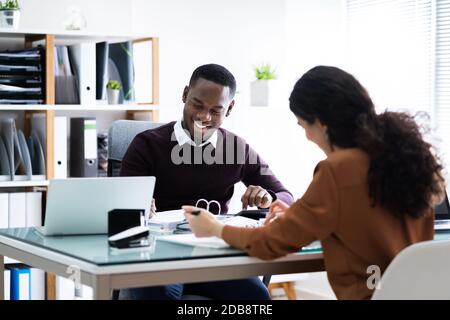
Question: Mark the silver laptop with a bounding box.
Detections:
[36,177,155,236]
[435,191,450,231]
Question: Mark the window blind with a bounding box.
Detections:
[346,0,433,117]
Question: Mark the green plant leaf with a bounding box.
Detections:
[106,80,121,90]
[254,63,276,80]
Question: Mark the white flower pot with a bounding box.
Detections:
[107,89,120,105]
[250,79,281,107]
[0,10,20,29]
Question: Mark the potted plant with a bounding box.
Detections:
[0,0,20,29]
[106,80,121,105]
[250,63,280,106]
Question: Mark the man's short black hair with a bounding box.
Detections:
[189,64,236,98]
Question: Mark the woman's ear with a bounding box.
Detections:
[182,86,189,103]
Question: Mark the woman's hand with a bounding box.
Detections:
[149,198,157,218]
[182,206,224,238]
[264,200,289,226]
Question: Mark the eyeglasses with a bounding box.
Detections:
[195,199,222,215]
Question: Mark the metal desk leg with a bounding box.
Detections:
[93,275,111,300]
[0,255,4,300]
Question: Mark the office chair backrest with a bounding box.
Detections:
[372,239,450,299]
[107,120,164,176]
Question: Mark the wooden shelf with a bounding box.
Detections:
[0,28,155,44]
[0,180,49,188]
[0,104,160,111]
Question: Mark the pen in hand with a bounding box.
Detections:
[191,210,201,216]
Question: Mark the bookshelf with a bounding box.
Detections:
[0,29,160,299]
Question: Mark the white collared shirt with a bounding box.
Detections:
[173,120,218,148]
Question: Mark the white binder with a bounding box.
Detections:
[25,192,42,227]
[30,269,45,300]
[54,116,67,178]
[69,43,96,105]
[8,192,26,227]
[0,193,8,228]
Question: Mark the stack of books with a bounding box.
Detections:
[0,47,44,104]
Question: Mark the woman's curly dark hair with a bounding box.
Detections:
[289,66,445,218]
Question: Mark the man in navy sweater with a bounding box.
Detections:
[120,64,293,300]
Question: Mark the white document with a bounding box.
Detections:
[147,209,186,229]
[218,216,262,228]
[25,192,42,227]
[54,116,67,178]
[30,269,45,300]
[158,234,230,249]
[8,192,26,227]
[69,43,96,105]
[157,216,262,248]
[0,193,8,228]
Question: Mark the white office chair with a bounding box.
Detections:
[372,240,450,299]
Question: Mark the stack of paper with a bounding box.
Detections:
[146,209,186,230]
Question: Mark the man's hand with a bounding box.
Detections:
[264,199,289,225]
[149,198,157,219]
[241,185,273,209]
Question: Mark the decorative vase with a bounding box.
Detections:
[0,9,20,29]
[107,89,120,105]
[250,79,281,107]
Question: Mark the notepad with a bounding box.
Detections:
[157,234,230,249]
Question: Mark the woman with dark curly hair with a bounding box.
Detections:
[183,66,446,300]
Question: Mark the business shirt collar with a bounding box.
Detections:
[173,120,218,148]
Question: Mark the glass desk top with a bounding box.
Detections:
[0,227,246,266]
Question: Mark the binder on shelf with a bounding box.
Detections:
[25,192,42,227]
[8,192,26,228]
[54,116,67,178]
[70,117,98,177]
[55,46,79,104]
[4,269,10,300]
[69,43,96,105]
[30,269,45,300]
[0,193,8,228]
[96,42,109,100]
[109,41,135,103]
[10,267,31,300]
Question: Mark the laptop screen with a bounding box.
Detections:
[435,192,450,220]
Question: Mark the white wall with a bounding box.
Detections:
[17,0,133,33]
[12,0,347,211]
[131,0,287,122]
[131,0,346,210]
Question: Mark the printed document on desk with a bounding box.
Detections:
[157,216,262,248]
[158,234,229,249]
[147,209,186,230]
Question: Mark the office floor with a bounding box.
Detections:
[269,272,336,300]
